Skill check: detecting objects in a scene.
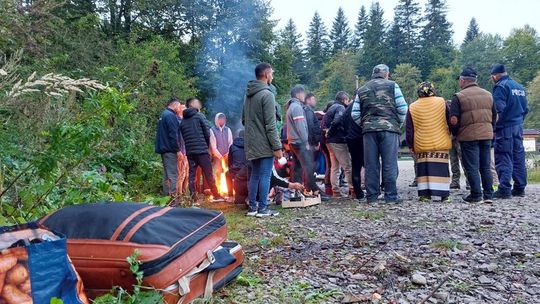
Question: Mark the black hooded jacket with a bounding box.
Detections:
[228,137,248,175]
[180,108,211,155]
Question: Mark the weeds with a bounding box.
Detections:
[353,210,385,220]
[431,239,462,250]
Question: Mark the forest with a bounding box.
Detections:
[1,0,540,224]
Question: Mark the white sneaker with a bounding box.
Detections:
[246,210,258,217]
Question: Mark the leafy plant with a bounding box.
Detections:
[93,250,163,304]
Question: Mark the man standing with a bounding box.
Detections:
[491,64,529,199]
[242,63,283,217]
[304,93,322,156]
[324,91,353,198]
[155,97,182,196]
[354,64,408,204]
[210,112,233,183]
[450,67,497,203]
[181,98,224,202]
[344,91,365,202]
[286,86,327,199]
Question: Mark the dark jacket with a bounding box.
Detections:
[304,105,321,146]
[324,101,347,143]
[180,108,211,155]
[493,75,529,130]
[155,108,181,154]
[242,80,282,160]
[228,137,247,176]
[343,103,363,142]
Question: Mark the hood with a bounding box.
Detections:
[183,107,199,118]
[233,137,244,148]
[214,112,226,128]
[246,80,270,98]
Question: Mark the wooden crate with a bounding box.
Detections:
[282,195,321,208]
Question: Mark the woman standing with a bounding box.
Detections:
[406,82,452,202]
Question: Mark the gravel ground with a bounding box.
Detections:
[215,160,540,304]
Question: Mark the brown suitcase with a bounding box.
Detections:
[40,202,244,303]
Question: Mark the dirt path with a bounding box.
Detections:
[213,160,540,304]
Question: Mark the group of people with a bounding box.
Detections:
[155,61,529,217]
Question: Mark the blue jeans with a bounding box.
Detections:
[495,125,527,194]
[248,157,274,212]
[460,140,493,200]
[363,131,399,202]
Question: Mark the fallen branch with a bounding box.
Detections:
[417,273,450,304]
[356,229,400,273]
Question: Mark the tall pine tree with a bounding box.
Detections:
[358,2,387,77]
[386,0,421,68]
[281,19,306,81]
[305,11,330,88]
[462,17,480,46]
[353,5,368,49]
[330,7,351,54]
[273,19,304,97]
[419,0,454,77]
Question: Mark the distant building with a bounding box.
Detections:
[523,129,540,153]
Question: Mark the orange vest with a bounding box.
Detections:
[409,96,452,153]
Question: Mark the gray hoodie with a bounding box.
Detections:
[286,98,309,145]
[241,80,282,160]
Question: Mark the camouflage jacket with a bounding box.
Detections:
[356,77,406,134]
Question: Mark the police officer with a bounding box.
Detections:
[491,64,529,199]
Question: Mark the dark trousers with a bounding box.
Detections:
[347,138,365,199]
[460,140,493,200]
[161,152,178,195]
[321,143,332,188]
[290,143,318,192]
[363,131,399,202]
[495,125,527,194]
[188,153,219,198]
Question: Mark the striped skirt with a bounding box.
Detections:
[416,151,450,198]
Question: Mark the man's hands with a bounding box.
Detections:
[288,182,304,191]
[273,149,283,159]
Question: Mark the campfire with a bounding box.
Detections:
[218,158,229,196]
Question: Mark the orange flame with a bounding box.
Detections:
[218,158,228,195]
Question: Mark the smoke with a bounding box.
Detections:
[195,0,266,132]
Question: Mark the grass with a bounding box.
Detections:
[449,280,473,293]
[431,239,462,250]
[528,168,540,183]
[352,210,385,220]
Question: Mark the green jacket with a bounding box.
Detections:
[242,80,282,160]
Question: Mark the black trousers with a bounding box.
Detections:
[188,153,219,198]
[290,143,319,192]
[347,138,365,199]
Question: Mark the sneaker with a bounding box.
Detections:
[409,181,418,187]
[450,182,460,190]
[419,196,431,203]
[441,196,452,203]
[463,195,483,203]
[246,210,258,217]
[511,189,525,197]
[318,192,331,202]
[256,209,279,217]
[494,190,511,200]
[212,195,225,203]
[386,198,403,204]
[357,197,367,204]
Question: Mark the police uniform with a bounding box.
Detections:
[492,65,529,197]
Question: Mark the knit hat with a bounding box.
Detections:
[490,64,506,75]
[456,67,478,80]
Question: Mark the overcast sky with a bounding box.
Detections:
[271,0,539,45]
